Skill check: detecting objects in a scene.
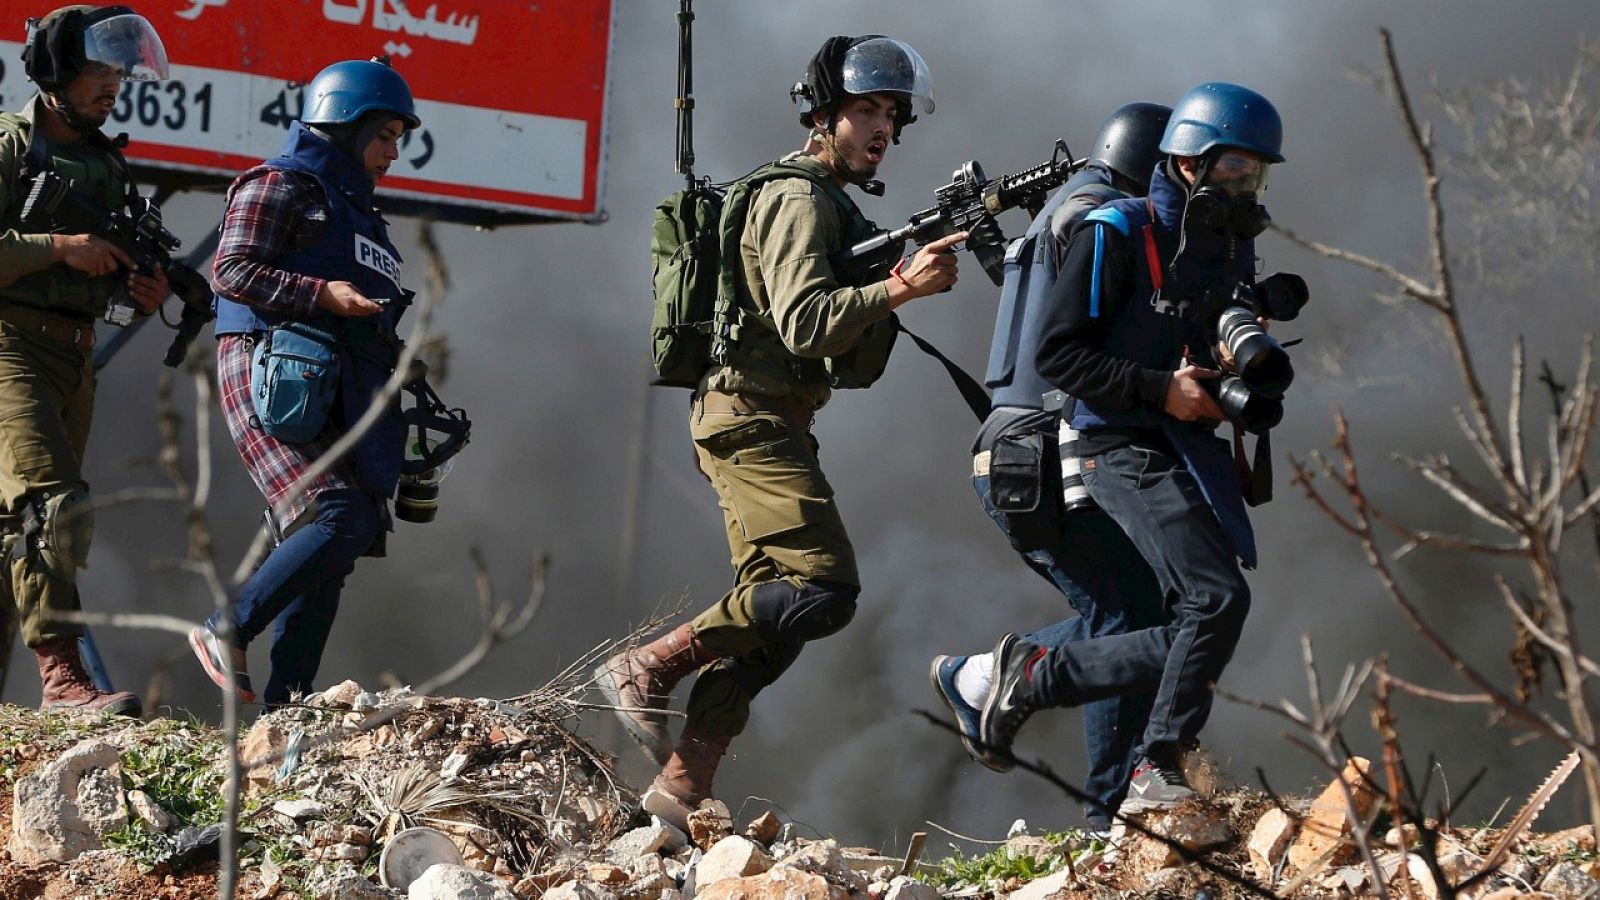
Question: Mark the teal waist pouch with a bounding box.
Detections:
[250,323,341,445]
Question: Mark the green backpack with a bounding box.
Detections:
[648,161,884,389]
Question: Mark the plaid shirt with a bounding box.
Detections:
[213,168,355,530]
[212,167,329,318]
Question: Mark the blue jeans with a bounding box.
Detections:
[972,472,1162,826]
[207,488,382,706]
[1032,443,1251,762]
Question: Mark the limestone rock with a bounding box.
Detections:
[409,863,519,900]
[696,836,774,887]
[689,802,735,850]
[8,739,128,864]
[588,865,630,886]
[240,720,288,791]
[1128,807,1232,869]
[609,825,681,861]
[274,798,326,821]
[1008,869,1072,900]
[880,876,939,900]
[1143,868,1194,895]
[697,867,850,900]
[1246,807,1296,882]
[127,789,174,833]
[544,882,619,900]
[319,867,391,900]
[841,853,902,876]
[1287,757,1377,872]
[1539,861,1600,899]
[314,823,373,847]
[744,812,782,846]
[629,854,667,881]
[1004,835,1055,865]
[1395,849,1479,900]
[780,840,867,893]
[318,680,364,708]
[513,868,576,898]
[317,842,371,863]
[624,874,671,900]
[1528,826,1596,855]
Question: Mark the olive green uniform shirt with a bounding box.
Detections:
[698,152,891,409]
[0,98,59,287]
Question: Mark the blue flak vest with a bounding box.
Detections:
[985,167,1125,410]
[214,122,410,499]
[1068,166,1262,567]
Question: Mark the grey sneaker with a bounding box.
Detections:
[1116,756,1196,815]
[977,633,1045,767]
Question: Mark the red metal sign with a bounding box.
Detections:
[1,0,616,224]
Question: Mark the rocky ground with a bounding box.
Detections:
[0,688,1594,899]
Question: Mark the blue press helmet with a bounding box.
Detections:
[301,57,420,130]
[1159,82,1283,163]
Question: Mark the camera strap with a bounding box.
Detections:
[1233,425,1273,506]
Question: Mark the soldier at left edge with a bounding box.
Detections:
[0,4,176,716]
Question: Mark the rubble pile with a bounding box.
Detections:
[0,697,1595,899]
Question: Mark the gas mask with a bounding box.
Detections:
[1182,151,1271,240]
[395,365,471,524]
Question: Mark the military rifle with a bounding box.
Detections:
[831,139,1086,286]
[19,170,214,368]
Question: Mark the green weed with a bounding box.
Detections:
[920,831,1103,890]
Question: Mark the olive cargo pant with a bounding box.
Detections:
[684,391,860,736]
[0,322,95,650]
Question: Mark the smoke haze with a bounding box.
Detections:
[5,0,1598,845]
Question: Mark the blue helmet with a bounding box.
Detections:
[301,57,420,130]
[1159,82,1283,163]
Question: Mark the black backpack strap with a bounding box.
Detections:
[894,318,990,422]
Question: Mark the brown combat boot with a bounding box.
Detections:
[35,637,142,718]
[640,725,732,832]
[594,623,716,764]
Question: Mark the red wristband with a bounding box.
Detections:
[891,257,911,289]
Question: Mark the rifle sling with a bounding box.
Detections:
[893,319,990,422]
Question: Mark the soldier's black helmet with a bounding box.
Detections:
[1089,102,1173,193]
[791,35,933,140]
[23,5,168,89]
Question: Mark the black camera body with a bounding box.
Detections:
[1202,274,1308,434]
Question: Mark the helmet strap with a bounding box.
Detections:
[42,89,102,137]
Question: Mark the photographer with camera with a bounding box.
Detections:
[973,83,1307,817]
[0,5,175,716]
[187,57,442,708]
[926,103,1172,836]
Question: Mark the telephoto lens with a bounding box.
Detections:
[1215,305,1293,397]
[1210,375,1283,434]
[1057,419,1096,512]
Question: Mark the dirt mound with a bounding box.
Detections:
[0,700,1594,899]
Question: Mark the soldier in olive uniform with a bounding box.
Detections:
[597,35,967,828]
[0,5,173,714]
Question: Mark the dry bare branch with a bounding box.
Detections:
[414,552,550,696]
[1270,221,1440,304]
[1392,452,1520,532]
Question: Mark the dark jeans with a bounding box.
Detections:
[207,488,382,706]
[1032,443,1251,761]
[973,472,1162,825]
